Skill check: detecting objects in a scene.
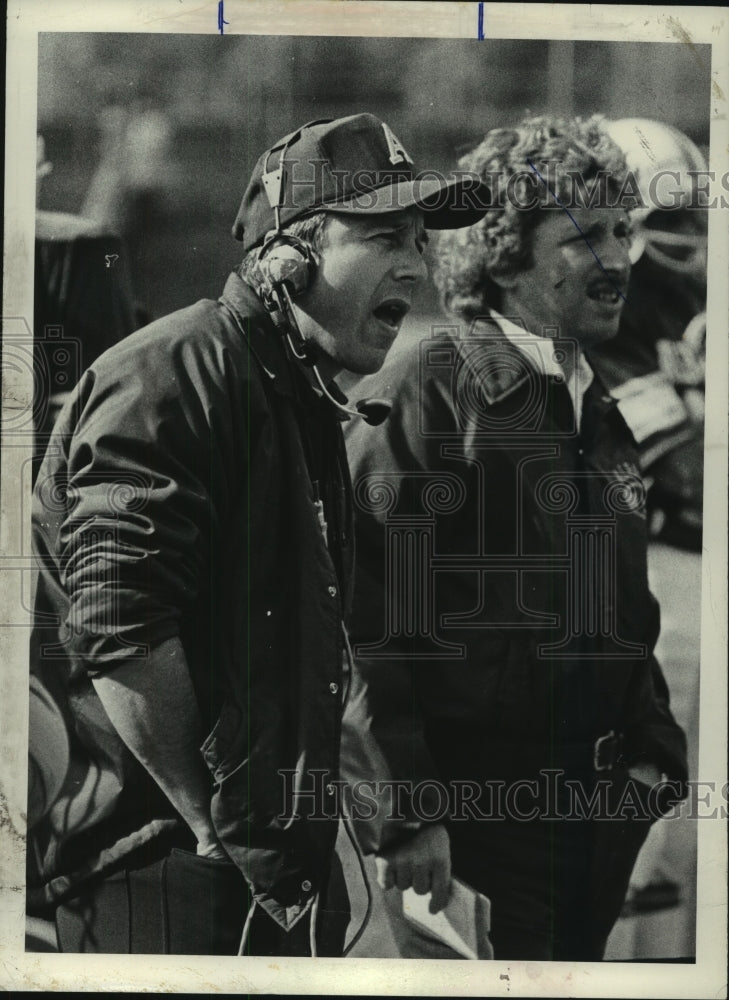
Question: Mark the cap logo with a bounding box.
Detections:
[262,166,284,209]
[381,122,413,166]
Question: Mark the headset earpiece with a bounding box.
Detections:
[256,232,316,302]
[256,233,318,364]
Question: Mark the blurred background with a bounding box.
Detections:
[32,33,711,962]
[37,34,711,322]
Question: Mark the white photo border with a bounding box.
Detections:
[2,2,727,996]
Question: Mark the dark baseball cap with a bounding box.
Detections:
[232,113,488,251]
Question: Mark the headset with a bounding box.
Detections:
[254,122,392,427]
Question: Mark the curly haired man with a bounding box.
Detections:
[342,115,688,961]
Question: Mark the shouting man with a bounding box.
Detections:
[28,113,486,956]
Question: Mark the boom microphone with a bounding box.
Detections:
[274,280,392,426]
[311,364,392,426]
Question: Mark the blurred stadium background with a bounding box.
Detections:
[37,35,711,323]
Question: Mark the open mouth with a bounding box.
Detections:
[586,278,624,306]
[372,299,410,331]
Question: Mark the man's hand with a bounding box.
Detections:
[375,824,451,914]
[628,761,663,789]
[196,839,229,862]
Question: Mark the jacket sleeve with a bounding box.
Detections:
[341,351,465,850]
[44,327,240,673]
[624,651,689,789]
[618,568,689,790]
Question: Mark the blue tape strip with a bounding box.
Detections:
[218,0,229,34]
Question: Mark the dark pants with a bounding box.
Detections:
[55,848,350,956]
[447,765,655,961]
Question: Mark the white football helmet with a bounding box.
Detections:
[605,118,708,277]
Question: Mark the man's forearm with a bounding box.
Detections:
[91,636,221,851]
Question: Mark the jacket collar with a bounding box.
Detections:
[462,320,630,444]
[220,271,298,397]
[465,317,536,405]
[467,315,615,417]
[490,310,596,431]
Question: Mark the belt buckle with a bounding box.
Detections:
[593,730,616,772]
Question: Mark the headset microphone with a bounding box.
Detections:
[309,362,392,426]
[261,270,393,425]
[270,279,392,426]
[352,398,393,427]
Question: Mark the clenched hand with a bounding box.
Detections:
[375,824,452,914]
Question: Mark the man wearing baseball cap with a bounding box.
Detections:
[28,113,486,956]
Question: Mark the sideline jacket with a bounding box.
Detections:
[341,315,688,849]
[29,273,353,929]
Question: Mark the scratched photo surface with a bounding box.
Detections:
[2,5,727,997]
